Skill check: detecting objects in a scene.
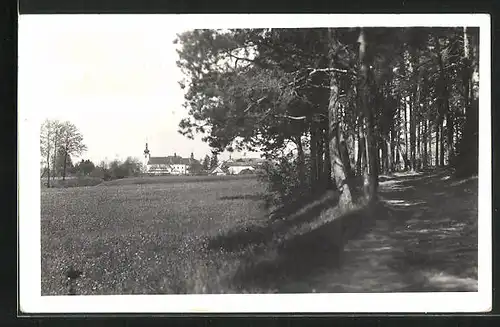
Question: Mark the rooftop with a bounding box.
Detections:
[147,156,199,166]
[225,157,265,167]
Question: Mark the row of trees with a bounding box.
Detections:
[40,119,87,188]
[73,159,96,176]
[176,27,479,207]
[93,157,144,180]
[201,153,219,171]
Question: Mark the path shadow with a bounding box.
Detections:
[230,204,383,292]
[380,169,477,214]
[206,192,338,253]
[213,169,477,293]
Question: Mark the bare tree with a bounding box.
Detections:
[58,121,87,180]
[40,119,52,187]
[51,120,63,180]
[40,119,58,187]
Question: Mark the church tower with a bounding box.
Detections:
[143,141,150,173]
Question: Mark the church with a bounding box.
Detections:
[142,143,199,176]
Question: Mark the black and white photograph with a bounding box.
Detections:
[18,14,491,313]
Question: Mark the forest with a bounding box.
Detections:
[176,27,479,209]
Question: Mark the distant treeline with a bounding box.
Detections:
[41,157,145,188]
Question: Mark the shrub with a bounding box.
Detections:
[257,154,311,208]
[90,167,106,179]
[239,169,255,175]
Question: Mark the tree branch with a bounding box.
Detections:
[226,51,256,64]
[281,115,307,120]
[302,83,330,89]
[307,67,348,76]
[243,96,267,113]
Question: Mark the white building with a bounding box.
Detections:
[142,143,199,175]
[210,157,265,175]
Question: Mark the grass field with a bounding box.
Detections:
[41,175,270,295]
[41,171,478,295]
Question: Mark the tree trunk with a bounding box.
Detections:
[381,137,389,175]
[389,105,396,173]
[439,118,445,167]
[317,127,324,186]
[410,48,423,172]
[446,107,453,165]
[356,117,362,176]
[454,26,478,177]
[323,129,332,190]
[53,134,58,180]
[423,117,428,169]
[340,140,355,181]
[296,135,305,185]
[440,59,453,164]
[327,28,354,207]
[349,132,355,170]
[428,116,433,167]
[401,149,410,171]
[409,97,416,171]
[463,27,471,117]
[434,35,453,166]
[310,123,318,190]
[416,119,421,171]
[404,97,409,170]
[359,135,369,196]
[443,70,453,164]
[388,135,394,173]
[62,148,68,181]
[329,101,354,206]
[378,141,383,175]
[358,28,378,201]
[395,105,401,171]
[436,118,440,167]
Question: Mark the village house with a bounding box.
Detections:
[211,166,227,176]
[210,157,265,176]
[142,143,199,175]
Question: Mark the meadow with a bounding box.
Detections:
[41,175,270,295]
[41,171,478,295]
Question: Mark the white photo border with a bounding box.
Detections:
[18,13,492,313]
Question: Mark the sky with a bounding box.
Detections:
[19,14,486,165]
[19,15,261,164]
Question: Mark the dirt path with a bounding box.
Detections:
[301,170,478,293]
[217,169,478,293]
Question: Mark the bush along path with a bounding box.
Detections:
[220,169,478,293]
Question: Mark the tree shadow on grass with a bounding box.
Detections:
[206,192,338,253]
[230,204,383,292]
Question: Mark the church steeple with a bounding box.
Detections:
[142,140,151,174]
